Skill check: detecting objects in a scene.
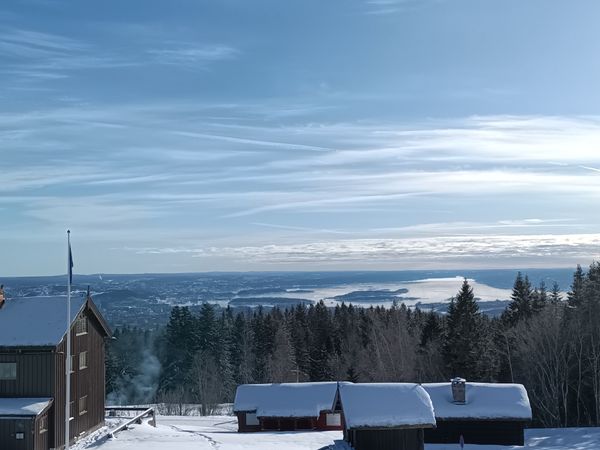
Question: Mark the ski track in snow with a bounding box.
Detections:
[76,416,600,450]
[170,424,220,449]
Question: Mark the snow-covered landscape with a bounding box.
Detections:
[73,416,600,450]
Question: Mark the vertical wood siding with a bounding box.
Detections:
[0,418,35,450]
[52,307,107,450]
[424,420,526,446]
[0,353,54,397]
[349,428,425,450]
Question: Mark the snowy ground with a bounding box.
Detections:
[74,416,600,450]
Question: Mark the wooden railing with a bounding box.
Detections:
[105,406,157,438]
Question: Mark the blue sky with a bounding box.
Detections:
[2,0,600,275]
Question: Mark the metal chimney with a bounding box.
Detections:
[451,377,466,404]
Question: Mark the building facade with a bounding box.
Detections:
[338,383,436,450]
[0,290,111,450]
[234,382,344,432]
[422,379,532,446]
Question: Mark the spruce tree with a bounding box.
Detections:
[550,281,562,304]
[532,281,548,313]
[568,265,585,307]
[502,272,534,325]
[442,279,484,380]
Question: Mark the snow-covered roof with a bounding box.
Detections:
[422,382,532,420]
[234,382,339,418]
[339,383,436,429]
[0,398,53,417]
[0,295,87,347]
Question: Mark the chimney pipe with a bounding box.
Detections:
[0,285,5,309]
[451,377,466,404]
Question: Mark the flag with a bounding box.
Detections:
[68,233,74,285]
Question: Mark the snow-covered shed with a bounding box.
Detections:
[233,382,344,432]
[422,379,532,446]
[0,291,111,450]
[337,383,435,450]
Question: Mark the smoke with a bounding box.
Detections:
[107,349,161,406]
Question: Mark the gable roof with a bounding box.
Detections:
[339,383,436,429]
[0,398,53,417]
[234,382,339,418]
[0,295,110,347]
[422,382,532,420]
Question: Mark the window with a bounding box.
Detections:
[79,351,88,370]
[79,396,88,416]
[75,316,88,335]
[246,412,259,426]
[39,415,48,434]
[69,401,75,421]
[326,413,341,427]
[70,355,76,374]
[0,362,16,380]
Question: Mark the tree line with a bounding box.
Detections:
[107,263,600,427]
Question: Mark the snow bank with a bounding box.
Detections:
[234,382,339,418]
[423,382,532,420]
[0,398,52,416]
[0,296,87,346]
[338,383,435,429]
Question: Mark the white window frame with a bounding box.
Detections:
[39,415,48,434]
[75,316,88,336]
[79,396,88,416]
[79,351,88,370]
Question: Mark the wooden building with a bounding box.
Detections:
[0,289,111,450]
[337,383,436,450]
[423,379,532,446]
[233,382,343,432]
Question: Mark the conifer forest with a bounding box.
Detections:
[107,262,600,428]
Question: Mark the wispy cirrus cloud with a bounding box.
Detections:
[4,104,600,270]
[365,0,441,15]
[147,45,239,66]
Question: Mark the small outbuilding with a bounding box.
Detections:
[0,398,53,450]
[233,382,343,432]
[423,378,532,446]
[337,383,436,450]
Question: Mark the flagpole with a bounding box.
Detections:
[65,230,71,450]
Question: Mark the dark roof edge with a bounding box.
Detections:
[85,296,112,338]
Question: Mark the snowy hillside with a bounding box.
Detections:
[74,416,600,450]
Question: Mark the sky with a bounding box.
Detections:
[2,0,600,275]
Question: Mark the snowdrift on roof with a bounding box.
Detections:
[0,398,52,416]
[234,382,339,418]
[339,383,435,429]
[0,296,87,346]
[423,382,532,420]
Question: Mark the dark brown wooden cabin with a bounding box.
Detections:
[234,382,343,432]
[338,383,436,450]
[424,419,527,446]
[0,289,111,450]
[423,380,532,446]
